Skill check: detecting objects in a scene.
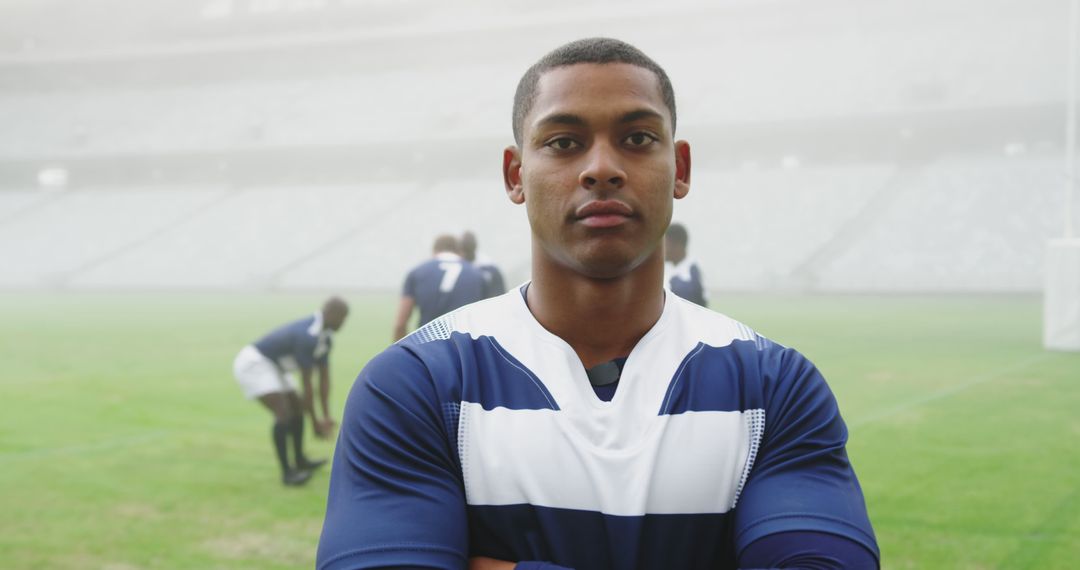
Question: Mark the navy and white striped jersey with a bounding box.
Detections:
[252,312,331,372]
[318,289,877,569]
[403,253,487,327]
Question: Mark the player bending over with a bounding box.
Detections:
[233,296,347,486]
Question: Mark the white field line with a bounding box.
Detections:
[848,352,1060,429]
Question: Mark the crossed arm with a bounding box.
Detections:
[465,533,879,569]
[318,345,879,569]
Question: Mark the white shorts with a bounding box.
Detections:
[233,345,299,400]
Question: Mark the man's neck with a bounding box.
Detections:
[527,251,666,369]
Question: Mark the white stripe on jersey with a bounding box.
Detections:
[460,403,763,516]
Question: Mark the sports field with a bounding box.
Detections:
[1,292,1077,569]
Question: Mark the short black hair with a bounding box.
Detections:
[432,234,459,254]
[512,38,677,146]
[665,222,688,247]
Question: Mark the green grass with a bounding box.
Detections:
[1,292,1077,569]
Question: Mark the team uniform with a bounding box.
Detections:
[403,252,487,327]
[318,287,878,569]
[473,253,507,299]
[666,257,708,307]
[233,312,332,399]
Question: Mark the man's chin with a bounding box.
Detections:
[570,253,646,281]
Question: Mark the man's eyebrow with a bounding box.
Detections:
[534,113,587,129]
[530,109,665,138]
[619,109,665,124]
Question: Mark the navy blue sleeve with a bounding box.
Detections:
[738,530,879,569]
[733,345,879,563]
[317,346,468,570]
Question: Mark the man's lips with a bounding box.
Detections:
[574,200,634,228]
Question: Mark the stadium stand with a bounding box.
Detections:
[0,187,227,287]
[0,66,512,159]
[672,165,895,291]
[674,157,1061,292]
[279,180,530,290]
[0,189,57,224]
[0,0,1068,293]
[816,157,1062,292]
[68,184,419,289]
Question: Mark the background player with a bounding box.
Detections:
[320,38,877,568]
[460,230,507,299]
[392,234,486,341]
[664,222,708,306]
[232,296,348,486]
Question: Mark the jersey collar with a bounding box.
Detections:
[308,311,324,335]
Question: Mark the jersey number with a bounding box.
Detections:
[438,262,462,293]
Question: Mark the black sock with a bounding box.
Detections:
[272,420,290,475]
[288,414,306,467]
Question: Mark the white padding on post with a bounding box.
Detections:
[1044,239,1080,351]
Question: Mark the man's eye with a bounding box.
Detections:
[625,133,656,147]
[545,137,580,151]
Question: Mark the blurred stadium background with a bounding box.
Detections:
[2,0,1079,569]
[0,0,1072,292]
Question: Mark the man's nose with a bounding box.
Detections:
[579,142,626,191]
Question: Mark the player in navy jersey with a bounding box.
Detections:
[664,222,708,306]
[233,296,348,486]
[393,235,487,341]
[461,231,508,299]
[320,38,878,569]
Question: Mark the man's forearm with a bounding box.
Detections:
[318,365,331,420]
[300,369,318,426]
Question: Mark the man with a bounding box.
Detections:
[232,296,347,486]
[320,38,878,569]
[393,234,487,341]
[461,230,508,299]
[664,222,708,306]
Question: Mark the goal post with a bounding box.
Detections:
[1046,0,1080,351]
[1045,239,1080,351]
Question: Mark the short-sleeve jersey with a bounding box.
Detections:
[403,253,487,327]
[474,253,507,299]
[318,289,878,570]
[667,257,708,307]
[252,312,332,372]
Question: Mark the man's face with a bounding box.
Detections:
[504,63,690,279]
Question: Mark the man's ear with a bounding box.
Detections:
[674,140,691,200]
[504,146,525,205]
